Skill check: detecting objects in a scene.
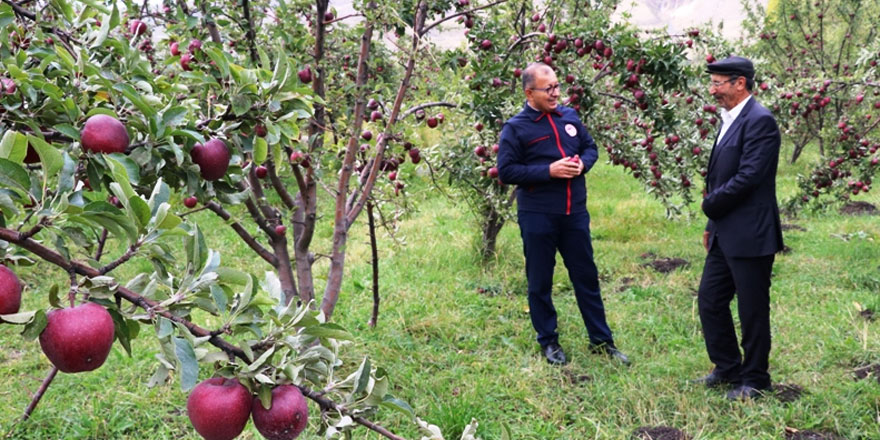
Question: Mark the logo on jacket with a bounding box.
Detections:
[564,124,577,137]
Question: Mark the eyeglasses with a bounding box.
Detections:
[709,77,738,88]
[531,83,560,94]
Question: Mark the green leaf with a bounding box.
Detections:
[51,0,74,22]
[0,130,27,162]
[204,47,230,78]
[253,137,268,163]
[174,337,199,391]
[381,395,414,417]
[170,129,206,144]
[302,323,353,341]
[54,45,76,71]
[353,356,371,395]
[105,156,136,199]
[162,106,188,128]
[21,310,48,340]
[231,94,254,117]
[0,158,31,194]
[113,83,156,118]
[77,0,109,14]
[157,317,174,338]
[0,310,36,324]
[257,385,273,410]
[127,195,152,229]
[244,346,275,373]
[26,135,63,176]
[108,308,132,356]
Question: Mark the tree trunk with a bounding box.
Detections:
[367,201,380,327]
[479,204,506,263]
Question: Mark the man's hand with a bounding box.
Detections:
[702,230,710,252]
[549,156,583,179]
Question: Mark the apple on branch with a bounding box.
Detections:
[187,377,253,440]
[251,384,309,440]
[0,265,22,315]
[81,115,130,154]
[38,302,115,373]
[191,139,230,181]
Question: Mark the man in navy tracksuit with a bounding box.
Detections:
[497,63,629,366]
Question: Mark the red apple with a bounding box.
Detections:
[184,196,198,208]
[487,167,499,178]
[361,130,372,141]
[0,265,22,315]
[426,117,438,128]
[255,124,268,138]
[129,20,147,36]
[513,68,522,78]
[1,77,16,94]
[39,302,115,373]
[251,385,309,440]
[256,165,268,179]
[367,98,379,110]
[275,225,287,235]
[388,171,397,181]
[289,151,305,164]
[81,115,130,154]
[170,41,180,56]
[188,378,253,440]
[324,11,334,22]
[408,148,421,164]
[370,110,382,122]
[181,53,194,71]
[191,139,230,181]
[298,66,312,83]
[474,122,484,132]
[188,38,202,52]
[480,39,492,50]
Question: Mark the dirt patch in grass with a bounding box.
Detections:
[562,369,591,385]
[860,309,875,321]
[632,426,691,440]
[784,427,842,440]
[616,277,636,292]
[643,258,690,273]
[782,223,806,232]
[840,201,877,216]
[853,364,880,383]
[773,383,804,402]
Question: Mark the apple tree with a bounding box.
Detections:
[431,0,724,260]
[741,0,879,208]
[0,0,484,438]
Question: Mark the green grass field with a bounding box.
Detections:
[2,147,879,439]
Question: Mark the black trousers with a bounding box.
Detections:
[518,210,614,348]
[697,237,775,389]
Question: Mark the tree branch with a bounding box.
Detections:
[399,101,458,120]
[1,0,35,20]
[420,0,509,37]
[204,201,278,266]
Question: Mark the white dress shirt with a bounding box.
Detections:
[716,95,752,145]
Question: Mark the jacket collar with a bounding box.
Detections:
[523,102,563,121]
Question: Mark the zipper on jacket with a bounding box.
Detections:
[546,114,571,215]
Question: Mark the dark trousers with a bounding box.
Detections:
[518,210,614,348]
[697,237,775,389]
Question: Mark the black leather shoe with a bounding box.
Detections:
[688,371,738,388]
[591,344,631,366]
[542,343,568,365]
[726,385,767,401]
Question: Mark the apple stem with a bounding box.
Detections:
[21,366,59,421]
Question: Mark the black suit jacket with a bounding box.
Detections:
[702,97,784,258]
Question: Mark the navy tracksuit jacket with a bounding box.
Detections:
[498,103,614,348]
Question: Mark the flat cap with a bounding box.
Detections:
[706,56,755,79]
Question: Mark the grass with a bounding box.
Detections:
[2,146,880,439]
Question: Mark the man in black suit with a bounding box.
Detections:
[690,56,784,400]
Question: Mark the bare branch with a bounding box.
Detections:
[204,201,278,266]
[420,0,509,37]
[399,101,458,120]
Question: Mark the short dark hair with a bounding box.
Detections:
[522,63,553,91]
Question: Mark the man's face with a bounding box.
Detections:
[526,69,560,113]
[708,74,743,111]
